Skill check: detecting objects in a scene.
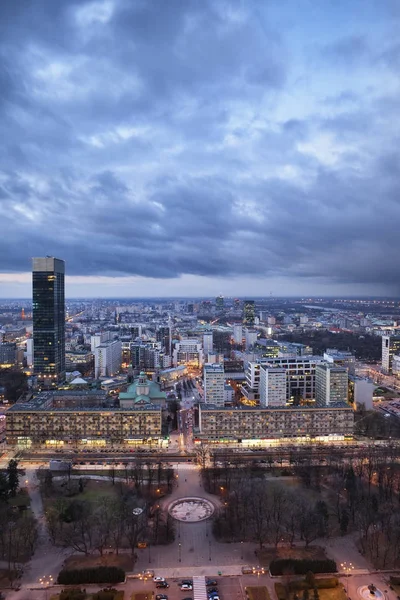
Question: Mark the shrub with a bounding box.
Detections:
[92,589,124,600]
[57,567,125,585]
[269,559,337,577]
[59,589,86,600]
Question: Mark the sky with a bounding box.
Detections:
[0,0,400,298]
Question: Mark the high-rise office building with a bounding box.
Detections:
[204,363,225,406]
[32,257,65,385]
[243,300,255,326]
[382,336,400,374]
[315,363,348,406]
[94,340,122,378]
[216,295,224,311]
[259,366,287,407]
[203,331,213,354]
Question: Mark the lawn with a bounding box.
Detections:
[64,553,134,572]
[246,587,271,600]
[42,477,119,510]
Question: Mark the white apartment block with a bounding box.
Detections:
[204,363,225,406]
[94,340,122,378]
[259,366,287,407]
[242,356,324,403]
[245,328,258,349]
[233,324,243,344]
[315,363,348,406]
[173,339,203,366]
[91,331,112,352]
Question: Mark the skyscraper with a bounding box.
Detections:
[216,295,224,311]
[315,363,348,406]
[32,257,65,386]
[382,336,400,374]
[243,300,255,326]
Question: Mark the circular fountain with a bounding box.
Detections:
[168,497,215,522]
[358,584,385,600]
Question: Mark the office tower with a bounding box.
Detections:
[0,343,17,366]
[315,363,348,406]
[32,257,65,385]
[233,324,243,344]
[26,338,34,368]
[243,300,255,326]
[382,336,400,374]
[216,295,224,311]
[204,363,225,406]
[245,328,258,349]
[94,339,122,378]
[259,366,287,407]
[203,330,213,354]
[156,325,171,355]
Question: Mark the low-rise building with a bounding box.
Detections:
[197,403,353,442]
[6,388,162,448]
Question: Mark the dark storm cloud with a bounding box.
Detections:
[0,0,399,293]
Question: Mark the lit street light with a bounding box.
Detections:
[341,561,354,597]
[39,575,54,600]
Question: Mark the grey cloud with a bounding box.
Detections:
[0,0,400,294]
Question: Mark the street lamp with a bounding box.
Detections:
[209,540,211,561]
[39,575,54,600]
[179,542,182,563]
[340,562,354,596]
[148,542,151,564]
[241,541,243,560]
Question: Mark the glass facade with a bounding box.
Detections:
[243,299,255,326]
[32,257,65,385]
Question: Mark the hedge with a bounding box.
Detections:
[60,590,87,600]
[92,589,124,600]
[57,567,125,585]
[269,559,337,576]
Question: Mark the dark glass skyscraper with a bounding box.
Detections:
[243,299,255,326]
[32,257,65,385]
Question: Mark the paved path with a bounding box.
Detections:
[135,463,257,571]
[6,467,71,600]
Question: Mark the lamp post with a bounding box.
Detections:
[148,542,151,564]
[39,575,54,600]
[209,540,211,561]
[340,562,354,597]
[241,541,243,560]
[179,542,182,563]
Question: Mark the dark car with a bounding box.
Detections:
[156,582,169,589]
[182,597,192,600]
[180,580,192,586]
[156,595,168,600]
[206,581,217,587]
[208,588,218,594]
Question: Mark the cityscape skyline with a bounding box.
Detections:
[1,1,400,297]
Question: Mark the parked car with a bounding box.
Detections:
[154,577,166,583]
[156,595,168,600]
[206,581,217,587]
[180,585,193,591]
[180,580,192,586]
[156,582,169,589]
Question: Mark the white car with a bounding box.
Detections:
[154,577,166,583]
[180,584,193,591]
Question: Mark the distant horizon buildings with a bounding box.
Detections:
[32,257,65,386]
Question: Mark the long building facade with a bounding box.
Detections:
[197,403,354,443]
[6,390,162,448]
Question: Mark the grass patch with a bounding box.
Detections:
[9,489,30,507]
[64,554,133,572]
[246,587,271,600]
[0,568,19,589]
